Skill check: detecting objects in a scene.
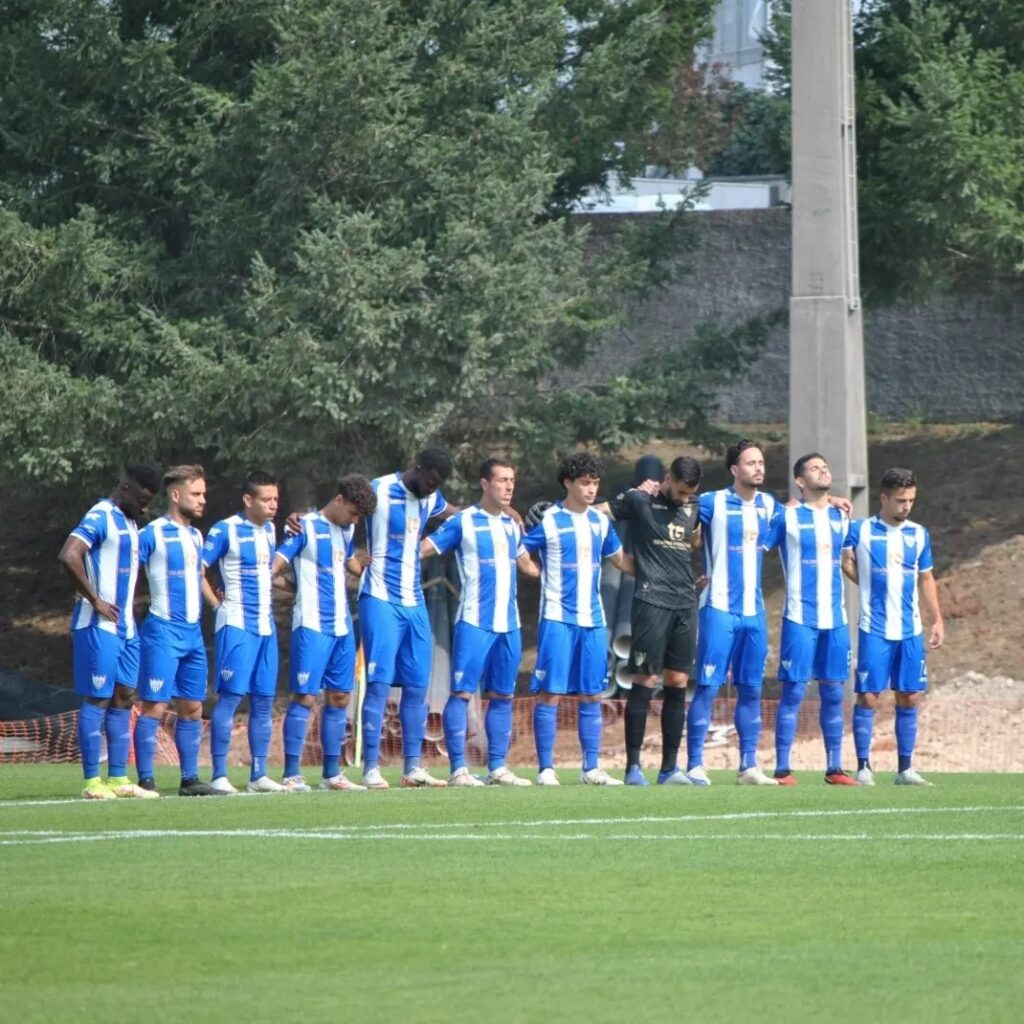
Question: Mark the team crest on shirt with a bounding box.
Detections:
[591,523,600,536]
[703,664,717,679]
[904,534,916,547]
[297,672,310,686]
[757,506,767,519]
[91,673,107,690]
[220,668,234,681]
[831,520,843,534]
[505,524,516,536]
[148,678,163,691]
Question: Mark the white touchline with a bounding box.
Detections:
[0,830,1022,848]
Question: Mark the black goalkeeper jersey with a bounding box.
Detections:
[609,488,699,610]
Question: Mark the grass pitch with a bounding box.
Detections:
[1,766,1022,1023]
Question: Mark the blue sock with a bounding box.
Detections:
[485,697,513,772]
[361,682,391,770]
[534,702,557,771]
[819,682,845,772]
[895,705,918,772]
[104,707,131,778]
[133,714,160,782]
[248,695,274,781]
[686,685,716,770]
[853,704,875,767]
[735,685,762,772]
[211,692,241,781]
[175,718,201,782]
[283,702,311,778]
[320,705,346,779]
[443,696,469,773]
[79,701,106,780]
[578,701,602,773]
[775,681,806,773]
[400,685,428,774]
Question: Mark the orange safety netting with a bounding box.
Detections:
[1,696,1021,772]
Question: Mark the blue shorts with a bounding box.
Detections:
[358,594,431,688]
[290,627,356,694]
[695,606,768,690]
[72,628,140,698]
[778,620,851,684]
[855,632,927,693]
[138,617,208,703]
[451,622,521,696]
[530,621,608,697]
[214,625,279,697]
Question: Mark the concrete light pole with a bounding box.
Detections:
[788,0,868,516]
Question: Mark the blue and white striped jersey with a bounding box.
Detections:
[698,488,781,616]
[427,506,525,633]
[845,517,933,640]
[68,499,141,638]
[522,504,622,627]
[775,503,849,629]
[275,512,355,637]
[139,516,204,626]
[202,514,276,636]
[359,473,448,607]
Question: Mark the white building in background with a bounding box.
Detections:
[576,1,781,215]
[707,0,772,89]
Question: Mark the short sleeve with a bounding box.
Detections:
[697,492,715,528]
[275,530,305,564]
[345,528,356,560]
[429,490,448,519]
[202,522,229,568]
[427,515,463,555]
[70,506,108,549]
[608,489,636,521]
[601,519,623,558]
[522,521,546,553]
[918,528,934,573]
[843,520,861,550]
[137,526,155,565]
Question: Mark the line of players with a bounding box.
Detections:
[57,440,943,798]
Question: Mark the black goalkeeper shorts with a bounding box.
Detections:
[626,600,695,676]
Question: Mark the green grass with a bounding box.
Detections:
[1,766,1022,1023]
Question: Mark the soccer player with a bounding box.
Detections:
[771,453,858,786]
[685,440,783,785]
[357,449,458,789]
[272,474,377,792]
[133,465,220,797]
[202,470,285,794]
[422,457,539,787]
[57,464,161,800]
[841,468,944,786]
[522,452,633,786]
[600,456,703,786]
